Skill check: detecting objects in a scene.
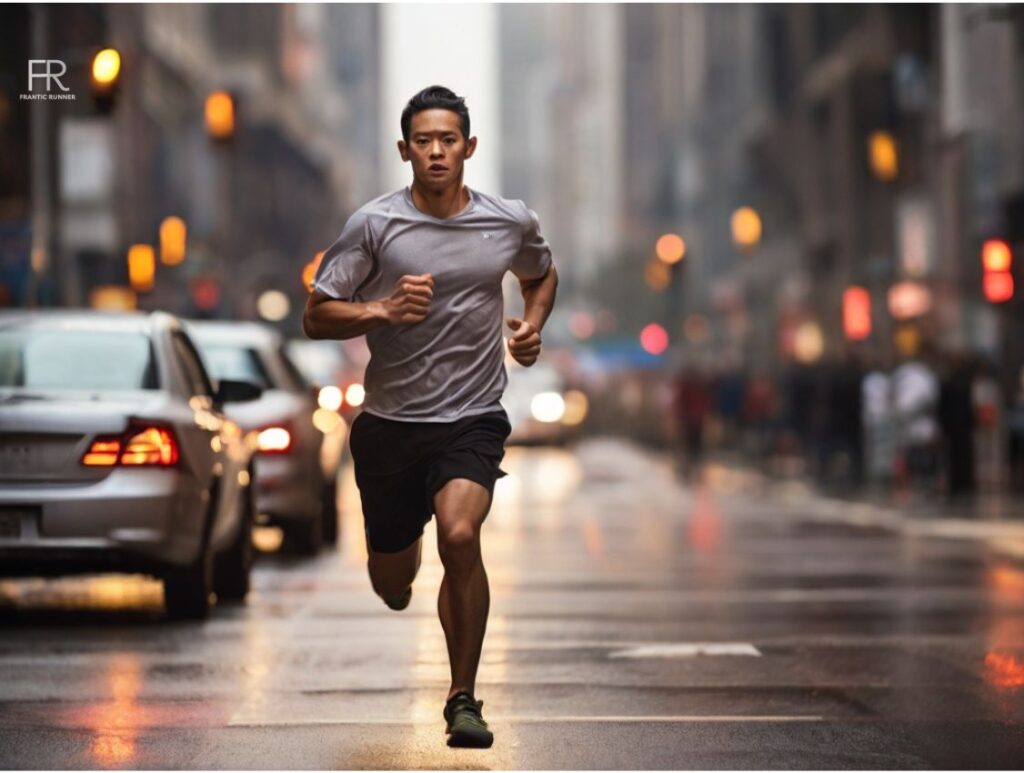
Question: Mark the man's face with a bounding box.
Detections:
[398,109,477,191]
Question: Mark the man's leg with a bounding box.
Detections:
[367,537,422,604]
[433,478,492,701]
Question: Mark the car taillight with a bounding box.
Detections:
[257,424,292,454]
[82,423,180,467]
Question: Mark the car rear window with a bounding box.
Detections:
[0,330,158,390]
[200,345,273,390]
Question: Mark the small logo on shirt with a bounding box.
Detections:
[482,232,493,239]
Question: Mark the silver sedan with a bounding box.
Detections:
[187,321,344,554]
[0,310,261,620]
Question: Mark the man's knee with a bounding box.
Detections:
[437,523,480,568]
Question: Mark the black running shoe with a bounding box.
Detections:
[444,691,493,748]
[383,587,412,611]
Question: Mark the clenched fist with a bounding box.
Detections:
[506,317,542,367]
[383,273,433,325]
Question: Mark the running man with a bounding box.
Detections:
[303,85,558,748]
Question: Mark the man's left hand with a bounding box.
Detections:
[506,318,542,367]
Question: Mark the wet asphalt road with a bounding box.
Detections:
[1,438,1024,769]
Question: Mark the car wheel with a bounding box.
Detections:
[321,479,339,546]
[164,539,214,621]
[214,473,255,601]
[288,513,323,557]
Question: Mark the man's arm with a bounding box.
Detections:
[303,273,434,340]
[506,264,558,367]
[302,292,389,340]
[521,264,558,332]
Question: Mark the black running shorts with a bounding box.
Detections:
[348,408,512,554]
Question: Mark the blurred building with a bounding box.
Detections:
[498,3,623,301]
[747,4,1024,391]
[620,3,764,367]
[3,4,382,331]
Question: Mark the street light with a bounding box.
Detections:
[731,207,762,250]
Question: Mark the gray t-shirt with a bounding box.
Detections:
[313,186,553,422]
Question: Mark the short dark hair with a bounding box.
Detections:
[400,85,471,142]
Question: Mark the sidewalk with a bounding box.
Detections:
[692,451,1024,564]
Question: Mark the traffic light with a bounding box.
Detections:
[90,48,121,114]
[205,91,235,142]
[869,131,898,182]
[981,239,1014,303]
[731,207,762,250]
[843,286,872,340]
[159,217,187,265]
[127,244,155,292]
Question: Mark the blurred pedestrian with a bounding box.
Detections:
[893,355,940,494]
[938,351,975,500]
[972,358,1004,493]
[1008,367,1024,495]
[304,85,558,748]
[862,358,895,488]
[832,350,865,488]
[672,365,712,479]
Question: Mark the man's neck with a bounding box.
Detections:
[409,176,469,220]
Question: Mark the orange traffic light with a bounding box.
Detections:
[90,47,122,113]
[731,207,762,249]
[982,240,1012,272]
[981,239,1014,303]
[206,91,235,141]
[869,131,898,181]
[159,216,187,265]
[127,244,155,292]
[91,48,121,89]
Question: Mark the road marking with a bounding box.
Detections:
[228,714,823,727]
[608,643,761,658]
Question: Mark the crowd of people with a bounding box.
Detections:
[670,349,1024,499]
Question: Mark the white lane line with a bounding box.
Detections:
[228,715,823,727]
[608,643,761,659]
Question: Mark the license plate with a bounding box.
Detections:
[0,510,22,538]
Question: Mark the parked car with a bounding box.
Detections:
[0,310,261,620]
[187,321,343,553]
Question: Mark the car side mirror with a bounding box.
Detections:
[215,379,263,404]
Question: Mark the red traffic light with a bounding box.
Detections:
[981,239,1014,303]
[843,286,871,340]
[983,272,1014,304]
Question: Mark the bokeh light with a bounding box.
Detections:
[257,290,290,322]
[640,323,669,355]
[655,233,686,264]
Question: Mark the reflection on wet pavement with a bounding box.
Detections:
[1,439,1023,768]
